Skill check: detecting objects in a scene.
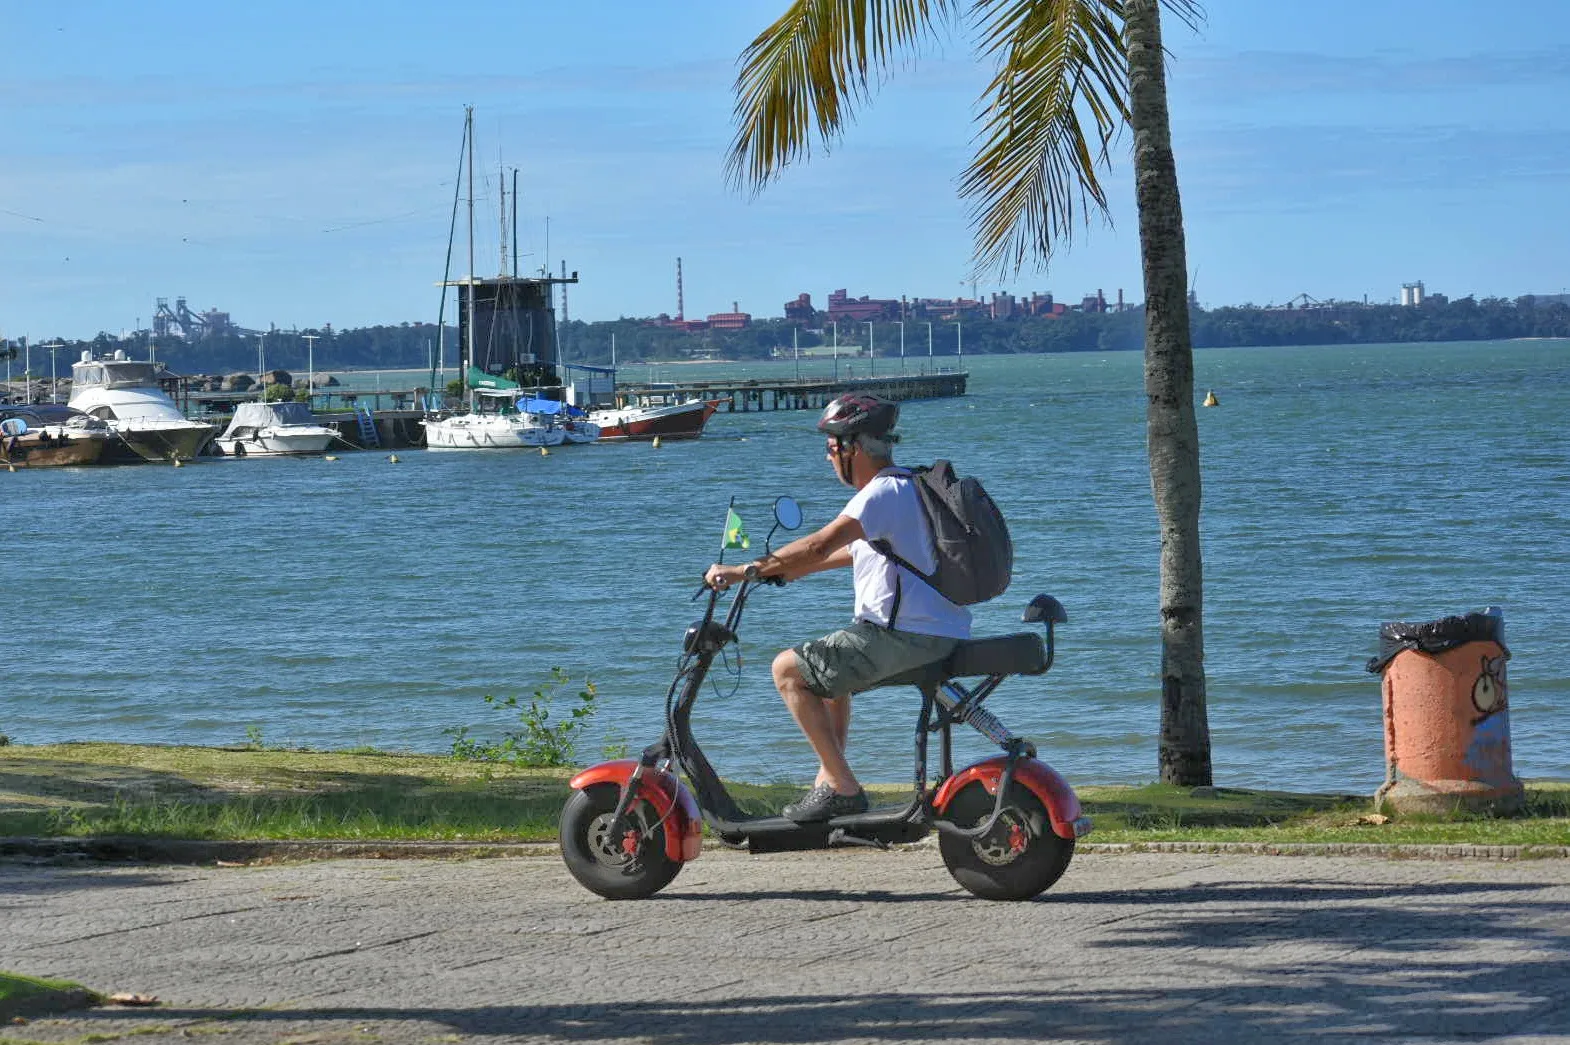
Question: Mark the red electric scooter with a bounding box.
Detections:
[559,496,1091,901]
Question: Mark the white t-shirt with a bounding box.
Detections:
[841,467,972,639]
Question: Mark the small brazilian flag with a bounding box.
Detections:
[722,507,749,551]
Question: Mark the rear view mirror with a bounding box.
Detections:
[773,496,803,530]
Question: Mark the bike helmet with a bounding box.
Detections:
[816,393,899,439]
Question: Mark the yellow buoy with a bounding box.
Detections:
[172,457,184,467]
[1202,389,1219,407]
[387,453,400,463]
[324,455,338,461]
[651,436,662,449]
[539,446,550,456]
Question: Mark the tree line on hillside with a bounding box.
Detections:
[12,296,1568,375]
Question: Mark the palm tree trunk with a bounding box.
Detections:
[1125,0,1211,786]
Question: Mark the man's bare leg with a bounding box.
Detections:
[814,696,852,788]
[773,649,860,794]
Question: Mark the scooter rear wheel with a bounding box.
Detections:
[938,781,1075,901]
[560,783,683,900]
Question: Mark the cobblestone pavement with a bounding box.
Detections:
[3,847,1568,1044]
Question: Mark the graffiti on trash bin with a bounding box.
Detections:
[1471,653,1509,721]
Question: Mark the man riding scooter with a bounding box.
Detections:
[704,394,971,821]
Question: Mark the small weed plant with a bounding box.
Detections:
[446,668,598,768]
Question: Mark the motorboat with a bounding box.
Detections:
[589,393,720,442]
[215,401,339,457]
[520,395,600,446]
[67,350,218,462]
[0,404,115,468]
[561,416,602,444]
[421,388,566,450]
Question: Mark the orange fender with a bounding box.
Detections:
[569,759,703,863]
[934,756,1085,840]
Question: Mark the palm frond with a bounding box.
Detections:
[727,0,958,191]
[962,0,1130,277]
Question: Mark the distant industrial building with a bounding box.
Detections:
[1400,281,1450,307]
[153,297,241,339]
[826,288,902,323]
[706,303,751,330]
[778,285,1131,327]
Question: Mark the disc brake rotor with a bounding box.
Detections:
[970,807,1030,867]
[586,809,649,867]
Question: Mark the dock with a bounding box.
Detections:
[614,368,967,413]
[171,367,966,451]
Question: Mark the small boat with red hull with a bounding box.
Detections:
[590,395,720,442]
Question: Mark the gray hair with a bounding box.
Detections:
[854,431,899,460]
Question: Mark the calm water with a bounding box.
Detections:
[6,340,1569,793]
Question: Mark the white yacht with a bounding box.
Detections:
[422,388,566,450]
[67,351,218,462]
[215,401,338,457]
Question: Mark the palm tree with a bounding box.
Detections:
[729,0,1212,785]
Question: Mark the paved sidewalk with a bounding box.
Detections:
[3,847,1568,1044]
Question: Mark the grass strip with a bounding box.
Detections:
[0,971,99,1022]
[0,742,1566,849]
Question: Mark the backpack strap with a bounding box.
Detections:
[869,538,935,586]
[865,466,934,630]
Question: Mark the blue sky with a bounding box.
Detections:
[4,0,1568,341]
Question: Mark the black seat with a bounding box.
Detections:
[865,632,1047,691]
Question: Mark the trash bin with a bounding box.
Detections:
[1366,607,1523,815]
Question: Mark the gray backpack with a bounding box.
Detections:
[872,460,1013,607]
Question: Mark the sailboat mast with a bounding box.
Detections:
[431,110,468,401]
[511,168,519,279]
[463,105,475,398]
[498,160,508,276]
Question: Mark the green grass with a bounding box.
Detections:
[0,743,570,842]
[0,971,99,1021]
[1,742,1567,849]
[1076,782,1570,847]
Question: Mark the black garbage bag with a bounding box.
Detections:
[1366,608,1508,674]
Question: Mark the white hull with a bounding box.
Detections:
[422,416,566,450]
[215,428,337,457]
[561,420,602,444]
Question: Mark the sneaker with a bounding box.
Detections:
[782,783,869,822]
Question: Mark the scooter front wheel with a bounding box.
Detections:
[938,781,1075,901]
[560,783,683,900]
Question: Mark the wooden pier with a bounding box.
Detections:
[614,368,967,413]
[173,367,967,451]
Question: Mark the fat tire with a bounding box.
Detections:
[559,783,683,900]
[938,780,1075,901]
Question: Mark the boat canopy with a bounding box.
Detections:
[518,397,563,415]
[227,402,321,429]
[468,366,520,390]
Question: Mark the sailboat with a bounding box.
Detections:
[420,107,593,451]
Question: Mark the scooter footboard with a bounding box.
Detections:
[569,760,704,862]
[933,755,1089,840]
